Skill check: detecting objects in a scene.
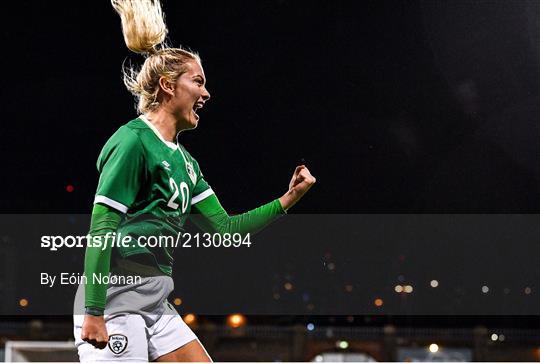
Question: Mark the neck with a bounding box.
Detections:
[145,109,178,142]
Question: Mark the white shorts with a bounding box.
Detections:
[73,275,198,362]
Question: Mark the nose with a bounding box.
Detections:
[202,87,210,101]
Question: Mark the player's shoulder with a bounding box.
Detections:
[101,118,145,153]
[110,117,146,140]
[124,116,148,131]
[119,117,148,138]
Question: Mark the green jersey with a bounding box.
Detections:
[94,116,213,274]
[85,115,286,310]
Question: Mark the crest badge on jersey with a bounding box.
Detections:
[186,161,197,185]
[108,334,128,355]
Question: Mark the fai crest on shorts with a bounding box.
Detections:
[108,334,128,355]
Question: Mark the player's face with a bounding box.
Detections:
[172,60,210,130]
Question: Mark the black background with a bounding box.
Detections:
[2,0,540,326]
[2,0,540,213]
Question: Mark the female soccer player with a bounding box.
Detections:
[73,0,315,361]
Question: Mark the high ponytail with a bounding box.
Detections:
[111,0,167,54]
[111,0,201,113]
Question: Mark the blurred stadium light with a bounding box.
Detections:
[311,352,376,362]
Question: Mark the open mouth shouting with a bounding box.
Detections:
[192,101,205,121]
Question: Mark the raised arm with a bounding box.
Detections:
[190,193,284,234]
[190,165,315,234]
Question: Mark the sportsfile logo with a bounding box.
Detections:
[40,232,253,251]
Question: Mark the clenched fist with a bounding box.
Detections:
[279,165,316,211]
[81,315,109,349]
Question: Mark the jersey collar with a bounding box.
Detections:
[139,114,179,150]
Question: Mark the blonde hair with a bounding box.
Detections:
[111,0,201,113]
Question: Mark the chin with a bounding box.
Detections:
[178,116,199,131]
[187,117,199,129]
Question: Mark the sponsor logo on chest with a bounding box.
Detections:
[162,160,171,171]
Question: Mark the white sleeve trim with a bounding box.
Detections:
[94,195,128,213]
[191,188,214,205]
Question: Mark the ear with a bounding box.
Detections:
[158,76,175,96]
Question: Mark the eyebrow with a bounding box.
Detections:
[193,74,206,84]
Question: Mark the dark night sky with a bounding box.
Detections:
[2,0,540,213]
[2,1,540,324]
